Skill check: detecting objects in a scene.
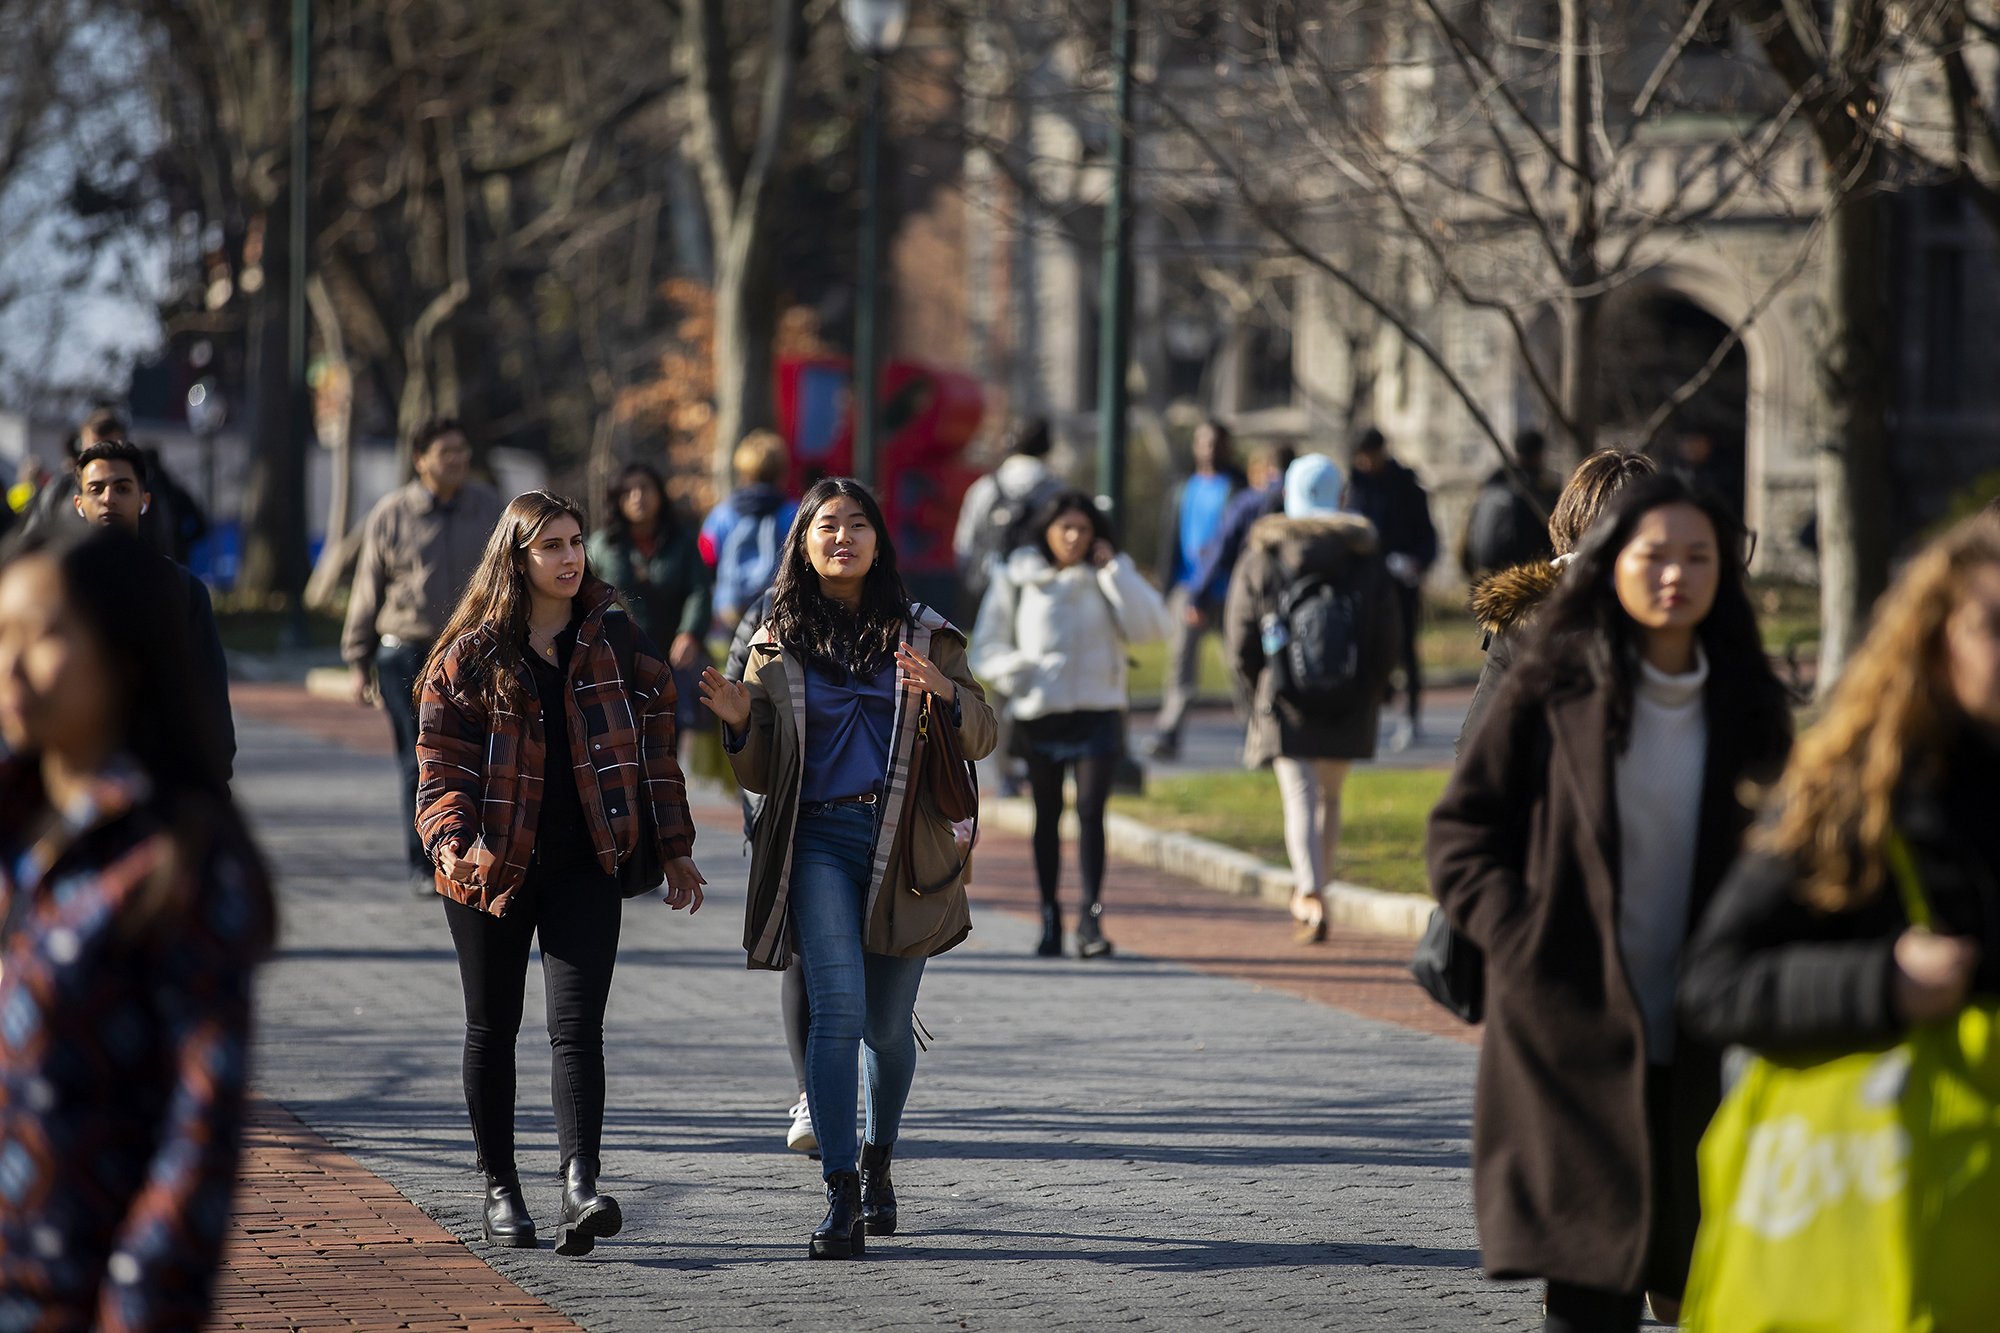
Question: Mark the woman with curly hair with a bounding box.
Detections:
[1427,471,1793,1332]
[1681,511,2000,1053]
[699,477,996,1260]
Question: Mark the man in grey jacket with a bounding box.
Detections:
[341,417,508,894]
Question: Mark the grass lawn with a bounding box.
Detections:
[1108,765,1450,897]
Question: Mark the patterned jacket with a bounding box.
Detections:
[0,760,268,1333]
[415,583,695,914]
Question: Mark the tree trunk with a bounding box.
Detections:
[709,212,776,500]
[235,200,301,604]
[1558,0,1600,454]
[1813,168,1894,691]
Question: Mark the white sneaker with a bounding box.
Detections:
[786,1096,817,1153]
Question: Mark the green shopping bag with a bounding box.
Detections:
[1683,834,2000,1333]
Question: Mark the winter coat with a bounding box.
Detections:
[1461,467,1558,577]
[587,520,713,651]
[725,606,997,969]
[1224,513,1400,766]
[1681,731,2000,1051]
[1347,457,1438,570]
[700,485,800,620]
[1425,653,1790,1294]
[1457,560,1562,755]
[968,548,1169,721]
[414,583,695,915]
[1189,480,1283,600]
[1154,467,1249,592]
[0,761,268,1332]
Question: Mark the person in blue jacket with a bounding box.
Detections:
[1148,420,1246,759]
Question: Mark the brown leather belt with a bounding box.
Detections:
[819,792,878,806]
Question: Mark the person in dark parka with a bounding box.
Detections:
[1225,454,1400,943]
[1427,472,1791,1333]
[1681,514,2000,1056]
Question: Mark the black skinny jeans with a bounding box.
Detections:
[1025,752,1118,909]
[443,862,622,1182]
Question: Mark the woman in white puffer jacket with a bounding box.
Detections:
[971,489,1169,958]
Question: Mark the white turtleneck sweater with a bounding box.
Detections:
[1614,646,1709,1064]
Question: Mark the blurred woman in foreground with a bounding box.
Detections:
[0,526,273,1329]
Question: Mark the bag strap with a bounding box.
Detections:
[1884,827,1932,930]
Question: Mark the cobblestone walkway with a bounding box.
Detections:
[224,690,1537,1330]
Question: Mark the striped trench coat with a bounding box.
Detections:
[725,606,997,969]
[414,581,696,915]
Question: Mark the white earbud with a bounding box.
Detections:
[140,502,149,514]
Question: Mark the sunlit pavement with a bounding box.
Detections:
[223,691,1540,1330]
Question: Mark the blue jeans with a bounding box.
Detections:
[790,803,927,1177]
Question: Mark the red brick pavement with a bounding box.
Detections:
[209,1097,583,1332]
[217,682,1477,1326]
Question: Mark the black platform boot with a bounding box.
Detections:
[860,1140,898,1236]
[482,1175,537,1248]
[1075,899,1114,958]
[1036,903,1062,956]
[556,1156,623,1257]
[810,1170,866,1259]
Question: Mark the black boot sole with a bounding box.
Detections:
[555,1198,622,1256]
[809,1219,866,1259]
[863,1213,897,1237]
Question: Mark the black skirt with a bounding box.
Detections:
[1011,709,1123,763]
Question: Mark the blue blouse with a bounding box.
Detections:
[801,658,897,803]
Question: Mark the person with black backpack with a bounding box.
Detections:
[1224,454,1400,944]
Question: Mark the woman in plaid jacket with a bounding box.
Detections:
[415,491,704,1257]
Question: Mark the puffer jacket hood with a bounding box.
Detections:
[1242,511,1378,574]
[731,481,788,519]
[1469,560,1562,636]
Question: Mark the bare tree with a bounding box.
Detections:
[678,0,809,499]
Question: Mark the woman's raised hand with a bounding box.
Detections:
[697,667,751,729]
[896,642,957,702]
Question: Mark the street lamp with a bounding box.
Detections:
[842,0,909,489]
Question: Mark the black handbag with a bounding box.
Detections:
[1409,910,1484,1024]
[604,611,665,899]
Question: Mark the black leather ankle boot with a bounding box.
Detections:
[1075,900,1114,958]
[1036,904,1062,956]
[860,1140,897,1236]
[810,1170,865,1259]
[556,1156,623,1257]
[482,1175,537,1248]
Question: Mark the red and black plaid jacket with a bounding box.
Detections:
[415,582,695,914]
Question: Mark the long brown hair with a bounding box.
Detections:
[418,490,605,712]
[1761,512,2000,911]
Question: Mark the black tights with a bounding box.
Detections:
[443,865,622,1184]
[1026,752,1118,911]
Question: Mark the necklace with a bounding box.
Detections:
[528,626,560,662]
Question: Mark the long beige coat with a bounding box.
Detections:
[726,606,997,970]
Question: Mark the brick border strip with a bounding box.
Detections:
[212,1095,585,1332]
[983,797,1436,940]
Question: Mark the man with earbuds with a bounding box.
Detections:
[71,438,236,778]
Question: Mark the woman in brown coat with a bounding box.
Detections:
[1426,472,1791,1332]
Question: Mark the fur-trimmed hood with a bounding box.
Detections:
[1243,511,1378,577]
[1469,560,1561,635]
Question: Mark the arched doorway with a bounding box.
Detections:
[1596,287,1750,521]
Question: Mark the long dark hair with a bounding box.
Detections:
[1027,488,1115,564]
[421,490,608,712]
[13,527,273,950]
[1512,470,1789,756]
[770,476,910,677]
[606,461,674,540]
